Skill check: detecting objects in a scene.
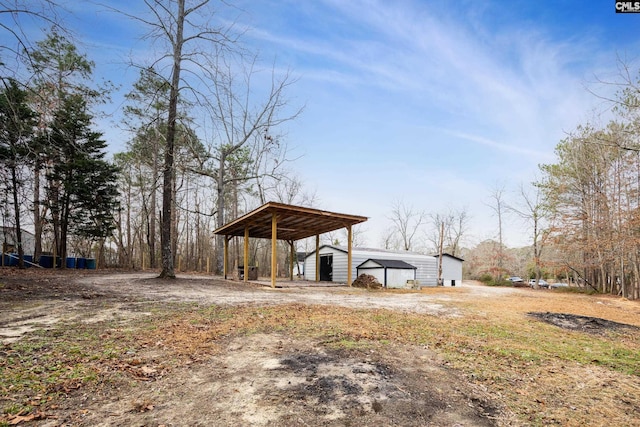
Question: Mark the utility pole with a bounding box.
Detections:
[438,222,444,286]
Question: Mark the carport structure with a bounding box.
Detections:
[213,202,368,288]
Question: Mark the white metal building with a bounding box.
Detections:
[434,253,464,286]
[1,227,35,255]
[303,245,438,287]
[356,259,417,288]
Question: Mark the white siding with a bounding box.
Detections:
[386,269,416,288]
[357,260,416,288]
[439,255,463,286]
[1,228,36,255]
[304,246,437,286]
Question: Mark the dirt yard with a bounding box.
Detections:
[1,270,639,426]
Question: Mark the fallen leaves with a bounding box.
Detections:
[131,399,155,413]
[112,362,164,381]
[4,410,49,425]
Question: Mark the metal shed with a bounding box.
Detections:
[357,258,417,288]
[434,253,464,287]
[304,245,437,287]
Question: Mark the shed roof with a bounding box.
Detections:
[433,253,465,262]
[212,202,368,241]
[357,258,417,269]
[305,245,435,260]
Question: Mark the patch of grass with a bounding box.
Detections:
[553,286,599,295]
[0,315,162,422]
[2,403,30,415]
[2,296,639,427]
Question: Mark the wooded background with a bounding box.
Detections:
[1,1,639,299]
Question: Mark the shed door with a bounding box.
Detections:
[320,254,333,281]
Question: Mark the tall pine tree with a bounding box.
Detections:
[0,78,37,267]
[45,93,118,263]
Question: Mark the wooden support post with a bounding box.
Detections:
[347,224,353,286]
[271,213,277,288]
[224,236,229,279]
[315,234,320,282]
[244,226,249,283]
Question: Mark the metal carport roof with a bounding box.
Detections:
[213,202,368,287]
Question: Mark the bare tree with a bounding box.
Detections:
[387,200,426,251]
[486,184,508,279]
[198,54,302,274]
[270,172,318,208]
[113,1,302,276]
[427,208,469,257]
[508,182,550,288]
[380,227,400,250]
[115,0,236,278]
[0,0,62,77]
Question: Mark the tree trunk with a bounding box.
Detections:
[216,153,226,274]
[159,0,185,279]
[11,166,25,268]
[33,162,43,262]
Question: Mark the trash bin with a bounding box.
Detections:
[4,254,18,266]
[66,257,76,269]
[39,255,53,268]
[238,266,258,280]
[76,257,86,269]
[85,258,96,269]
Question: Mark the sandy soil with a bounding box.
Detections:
[0,272,505,345]
[3,270,633,426]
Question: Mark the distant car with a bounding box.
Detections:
[507,276,527,287]
[529,279,549,288]
[550,282,568,289]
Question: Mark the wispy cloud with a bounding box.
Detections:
[443,129,552,159]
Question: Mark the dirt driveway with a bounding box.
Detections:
[1,270,638,426]
[1,272,512,345]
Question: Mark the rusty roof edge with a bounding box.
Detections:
[212,201,368,236]
[265,201,368,221]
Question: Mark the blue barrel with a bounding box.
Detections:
[66,257,76,269]
[39,255,53,268]
[24,255,33,268]
[76,257,86,269]
[85,258,96,269]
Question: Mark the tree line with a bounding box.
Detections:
[3,2,640,300]
[0,29,118,268]
[461,64,640,300]
[536,66,640,300]
[0,1,303,276]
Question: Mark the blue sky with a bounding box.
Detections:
[8,0,640,249]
